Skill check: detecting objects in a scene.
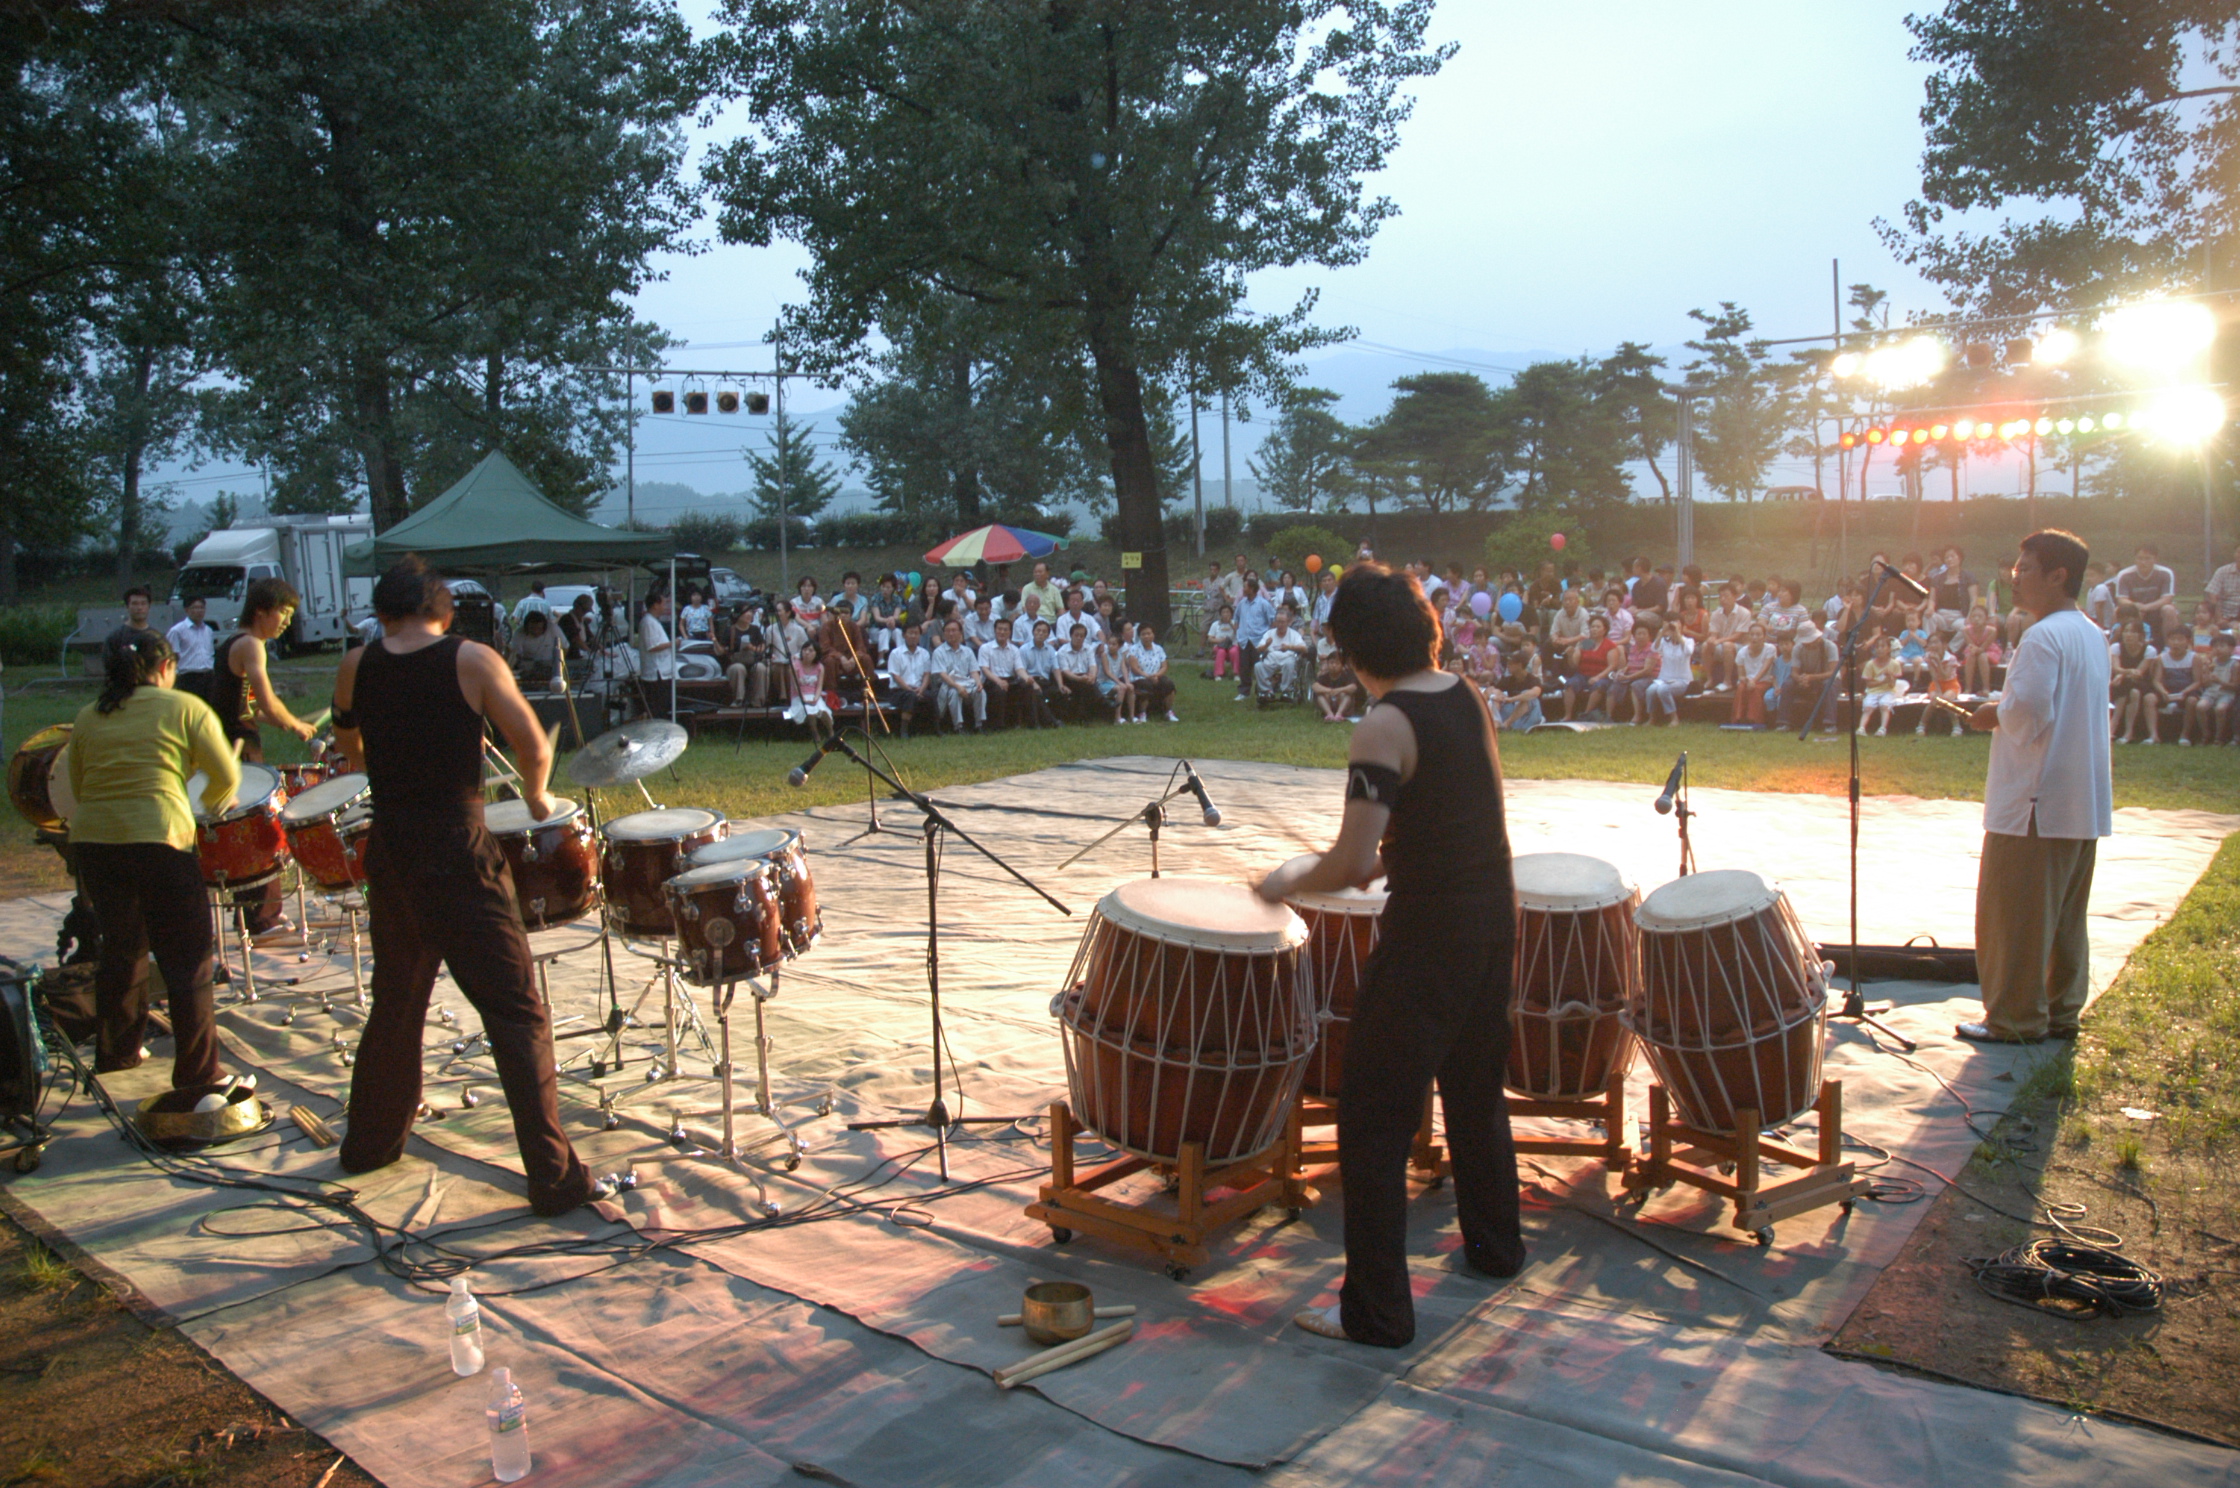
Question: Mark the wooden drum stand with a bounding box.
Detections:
[1621,1079,1870,1245]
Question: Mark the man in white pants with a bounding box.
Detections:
[1962,530,2112,1043]
[930,618,986,734]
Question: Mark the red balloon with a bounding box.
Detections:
[1550,532,1567,550]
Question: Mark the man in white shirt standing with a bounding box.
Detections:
[931,618,986,734]
[638,591,677,683]
[165,597,218,705]
[1963,530,2113,1044]
[512,580,554,627]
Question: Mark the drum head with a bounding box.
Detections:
[189,763,280,823]
[667,857,770,891]
[1276,853,1387,914]
[603,806,723,841]
[1098,878,1306,953]
[718,827,797,858]
[486,796,580,835]
[280,773,369,823]
[1514,852,1635,913]
[1636,868,1780,932]
[47,743,75,822]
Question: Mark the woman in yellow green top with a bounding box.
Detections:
[67,629,240,1089]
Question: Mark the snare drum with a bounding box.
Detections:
[687,827,820,958]
[279,773,372,892]
[1626,869,1829,1133]
[486,797,599,930]
[664,858,784,985]
[275,762,329,798]
[1055,879,1314,1165]
[1278,855,1387,1098]
[600,807,725,936]
[1508,852,1640,1099]
[190,763,291,888]
[7,725,75,832]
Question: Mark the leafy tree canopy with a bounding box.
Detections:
[1249,388,1353,513]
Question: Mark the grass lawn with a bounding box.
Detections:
[3,659,2236,895]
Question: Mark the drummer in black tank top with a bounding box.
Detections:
[214,578,319,936]
[327,557,595,1216]
[1258,563,1524,1348]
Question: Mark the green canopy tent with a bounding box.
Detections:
[341,450,673,576]
[343,450,685,721]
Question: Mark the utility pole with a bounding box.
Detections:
[1220,388,1233,511]
[1673,390,1696,570]
[1190,375,1205,558]
[774,329,789,595]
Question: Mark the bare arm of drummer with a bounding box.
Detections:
[1254,704,1411,903]
[331,646,368,775]
[238,627,317,742]
[330,641,556,819]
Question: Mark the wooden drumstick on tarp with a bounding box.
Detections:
[991,1318,1134,1389]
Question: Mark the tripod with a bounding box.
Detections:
[826,727,1068,1180]
[1800,565,1919,1053]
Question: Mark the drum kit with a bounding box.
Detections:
[1036,845,1869,1269]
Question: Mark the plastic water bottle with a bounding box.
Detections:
[486,1367,530,1482]
[446,1276,484,1376]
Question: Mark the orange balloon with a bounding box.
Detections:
[1305,554,1323,573]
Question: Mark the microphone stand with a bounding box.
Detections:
[1659,753,1697,878]
[1054,761,1209,879]
[824,727,1069,1180]
[1799,566,1917,1052]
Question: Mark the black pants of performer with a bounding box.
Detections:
[73,842,222,1089]
[1338,902,1524,1347]
[340,817,593,1216]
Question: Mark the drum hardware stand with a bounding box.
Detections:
[1798,565,1918,1053]
[1056,762,1212,879]
[1620,1079,1872,1246]
[1030,1103,1317,1281]
[823,728,1063,1182]
[1395,1070,1637,1183]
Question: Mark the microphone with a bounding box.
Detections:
[1654,752,1687,816]
[1181,761,1222,827]
[787,733,844,787]
[1876,559,1930,602]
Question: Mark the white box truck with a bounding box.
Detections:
[168,513,374,650]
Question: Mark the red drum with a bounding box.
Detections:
[600,807,725,937]
[1278,854,1386,1098]
[688,827,820,959]
[276,762,329,798]
[486,797,599,930]
[664,857,783,986]
[190,763,291,888]
[1626,869,1829,1133]
[1508,852,1640,1099]
[1056,879,1314,1165]
[7,725,75,832]
[280,773,372,892]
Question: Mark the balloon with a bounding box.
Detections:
[1329,564,1343,579]
[1305,554,1323,574]
[1497,592,1523,623]
[1550,532,1567,550]
[1469,591,1493,617]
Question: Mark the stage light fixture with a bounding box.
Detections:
[1929,423,1949,440]
[2103,411,2126,429]
[1831,352,1864,378]
[746,391,771,415]
[2004,337,2035,365]
[1910,428,1929,444]
[1964,343,1994,371]
[2055,417,2075,435]
[1866,428,1886,444]
[651,388,675,414]
[2141,385,2227,444]
[716,388,741,414]
[2035,417,2053,435]
[1840,431,1858,449]
[1866,337,1946,390]
[1953,418,1976,439]
[684,389,709,415]
[2103,300,2217,371]
[2077,415,2097,433]
[2034,327,2081,366]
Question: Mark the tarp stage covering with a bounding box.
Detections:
[342,451,674,575]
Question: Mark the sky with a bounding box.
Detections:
[170,2,1983,528]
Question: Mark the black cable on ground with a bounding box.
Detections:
[1967,1237,2164,1318]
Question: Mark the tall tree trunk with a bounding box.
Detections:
[949,351,981,525]
[0,524,16,605]
[1083,316,1169,633]
[116,346,154,582]
[356,356,409,531]
[1644,455,1672,505]
[486,351,503,421]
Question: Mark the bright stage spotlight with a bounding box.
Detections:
[2035,417,2053,435]
[1930,423,1950,441]
[1953,418,1976,439]
[2103,300,2218,372]
[2034,327,2081,366]
[2140,386,2227,444]
[2104,411,2126,429]
[1867,337,1947,390]
[2077,416,2097,433]
[1831,352,1863,378]
[1911,427,1930,444]
[1866,428,1886,444]
[2055,417,2075,434]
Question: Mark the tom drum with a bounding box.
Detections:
[687,826,820,959]
[600,807,725,937]
[486,797,600,930]
[664,857,783,985]
[189,763,291,889]
[279,773,372,892]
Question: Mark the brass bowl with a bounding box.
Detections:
[1020,1281,1094,1345]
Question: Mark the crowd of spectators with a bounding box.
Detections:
[490,533,2240,750]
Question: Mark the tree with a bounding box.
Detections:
[1886,1,2238,312]
[1351,372,1511,514]
[1249,388,1352,512]
[745,412,842,526]
[1496,358,1629,513]
[172,1,702,528]
[1683,304,1802,502]
[704,0,1453,630]
[1591,342,1676,502]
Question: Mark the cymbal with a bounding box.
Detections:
[567,719,689,788]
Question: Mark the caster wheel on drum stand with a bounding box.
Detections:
[1752,1228,1774,1248]
[784,1156,801,1172]
[1048,1227,1073,1245]
[1840,1199,1856,1215]
[1164,1263,1191,1283]
[13,1147,41,1174]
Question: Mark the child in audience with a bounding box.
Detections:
[1614,620,1657,725]
[1732,623,1776,728]
[1205,604,1239,680]
[2158,626,2205,745]
[1860,635,1903,736]
[1960,605,2003,695]
[1310,636,1361,721]
[1896,619,1931,693]
[2190,600,2221,653]
[1095,630,1134,723]
[2109,618,2156,744]
[2200,633,2237,745]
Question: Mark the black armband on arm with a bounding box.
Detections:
[330,701,357,731]
[1345,762,1402,807]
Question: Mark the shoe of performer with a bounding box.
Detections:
[1955,1020,2043,1044]
[1293,1304,1349,1341]
[250,917,297,944]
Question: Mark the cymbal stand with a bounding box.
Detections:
[827,727,1064,1182]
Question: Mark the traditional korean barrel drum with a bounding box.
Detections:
[1055,879,1315,1166]
[1277,855,1387,1098]
[1625,869,1829,1133]
[1506,852,1640,1099]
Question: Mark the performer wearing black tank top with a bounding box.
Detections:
[328,557,595,1216]
[1258,563,1524,1348]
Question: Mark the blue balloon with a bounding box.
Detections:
[1496,592,1524,623]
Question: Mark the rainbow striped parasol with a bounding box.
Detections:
[922,523,1070,567]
